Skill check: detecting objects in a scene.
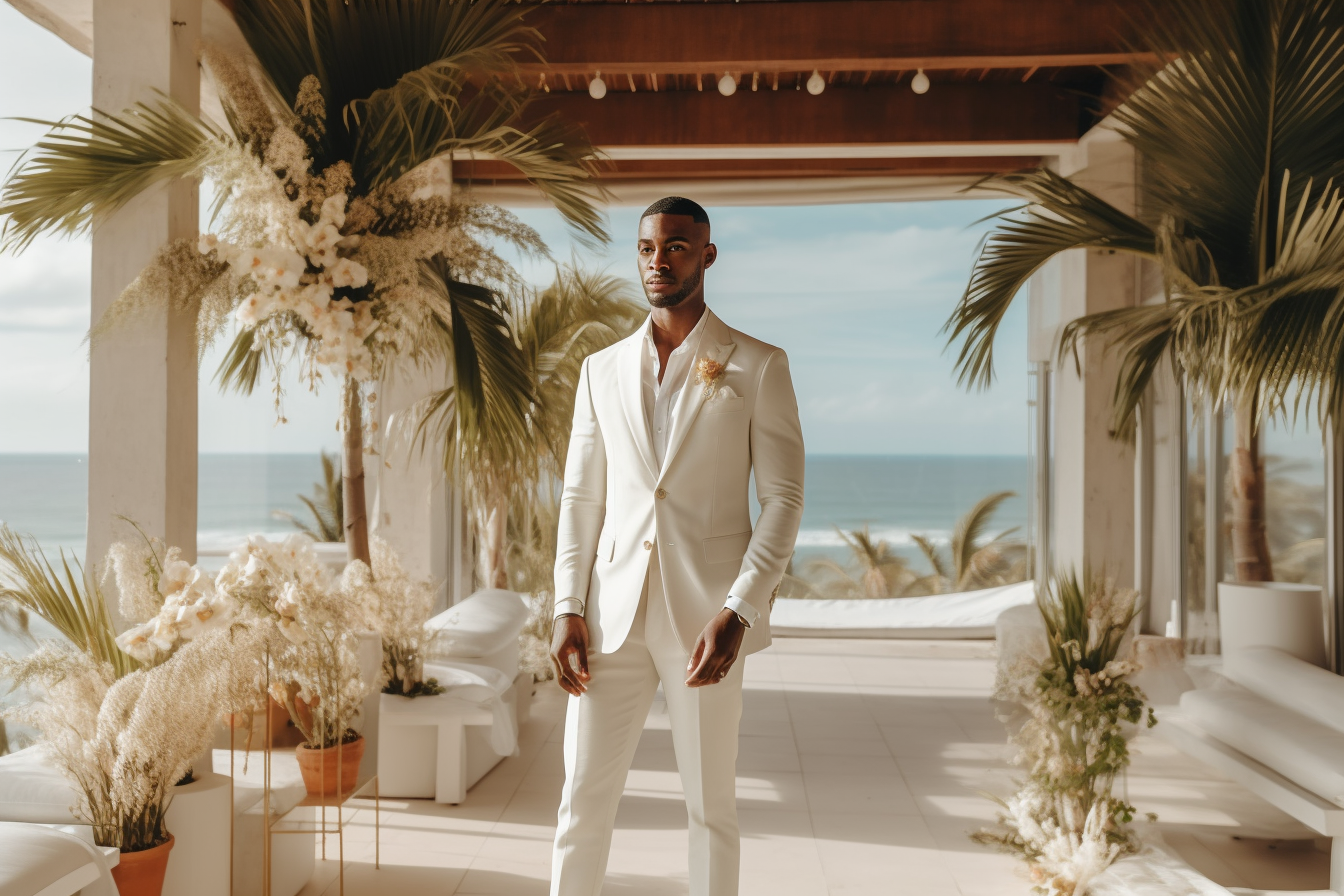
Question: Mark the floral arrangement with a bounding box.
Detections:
[0,626,261,851]
[217,534,376,749]
[0,0,609,572]
[345,538,444,698]
[974,568,1155,895]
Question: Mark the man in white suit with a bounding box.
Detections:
[549,196,805,896]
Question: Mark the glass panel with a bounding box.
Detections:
[1183,396,1215,654]
[1262,415,1327,586]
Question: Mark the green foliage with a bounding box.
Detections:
[944,0,1344,439]
[273,450,345,542]
[0,526,138,679]
[975,568,1155,894]
[230,0,606,245]
[0,100,222,252]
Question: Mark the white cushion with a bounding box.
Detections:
[1222,646,1344,736]
[425,590,530,661]
[1181,686,1344,805]
[0,822,108,896]
[0,747,81,824]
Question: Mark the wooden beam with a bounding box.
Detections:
[455,156,1042,182]
[518,0,1149,75]
[526,82,1083,148]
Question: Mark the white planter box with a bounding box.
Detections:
[1218,581,1327,667]
[163,772,231,896]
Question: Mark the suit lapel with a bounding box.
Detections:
[660,311,736,476]
[617,328,659,478]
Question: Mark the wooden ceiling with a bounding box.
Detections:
[453,0,1150,190]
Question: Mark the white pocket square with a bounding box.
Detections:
[709,385,738,401]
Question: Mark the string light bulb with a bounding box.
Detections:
[806,69,825,95]
[911,69,930,95]
[718,72,737,96]
[589,71,607,99]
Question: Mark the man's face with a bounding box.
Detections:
[637,213,716,308]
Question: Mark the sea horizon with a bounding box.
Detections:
[0,452,1031,567]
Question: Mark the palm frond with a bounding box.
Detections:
[0,527,137,679]
[0,99,221,252]
[944,169,1158,389]
[231,0,608,245]
[951,491,1017,587]
[408,254,536,503]
[1114,0,1344,284]
[910,534,949,585]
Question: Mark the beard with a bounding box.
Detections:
[645,262,703,308]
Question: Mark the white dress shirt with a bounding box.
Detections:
[640,312,758,629]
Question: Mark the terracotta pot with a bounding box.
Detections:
[111,834,175,896]
[296,735,365,796]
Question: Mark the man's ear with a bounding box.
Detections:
[704,242,718,268]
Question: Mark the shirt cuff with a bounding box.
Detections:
[553,597,585,618]
[723,595,759,629]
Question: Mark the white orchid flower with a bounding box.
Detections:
[319,193,348,229]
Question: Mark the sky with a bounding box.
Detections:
[0,1,1029,457]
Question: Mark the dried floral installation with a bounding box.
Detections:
[0,0,610,568]
[974,569,1156,896]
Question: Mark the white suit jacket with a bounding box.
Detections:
[553,309,805,656]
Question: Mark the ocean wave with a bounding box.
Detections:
[793,528,952,548]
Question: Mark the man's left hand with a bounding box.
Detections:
[685,608,746,687]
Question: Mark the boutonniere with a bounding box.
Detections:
[695,357,727,398]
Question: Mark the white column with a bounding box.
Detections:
[86,0,201,612]
[371,362,454,611]
[1031,129,1142,587]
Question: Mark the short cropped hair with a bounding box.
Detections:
[640,196,710,225]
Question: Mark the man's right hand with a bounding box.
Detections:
[550,613,591,696]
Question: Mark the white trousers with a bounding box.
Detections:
[551,547,745,896]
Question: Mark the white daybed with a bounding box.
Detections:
[771,581,1035,638]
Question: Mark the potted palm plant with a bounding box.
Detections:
[944,0,1344,661]
[0,0,608,568]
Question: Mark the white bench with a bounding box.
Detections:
[0,822,119,896]
[376,590,534,803]
[1154,647,1344,894]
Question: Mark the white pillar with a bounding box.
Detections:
[86,0,201,612]
[1032,129,1142,587]
[371,362,455,612]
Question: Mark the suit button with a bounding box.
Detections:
[655,488,667,499]
[643,540,653,550]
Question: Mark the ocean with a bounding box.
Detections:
[0,453,1027,715]
[0,452,1029,566]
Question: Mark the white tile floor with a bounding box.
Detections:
[301,637,1330,896]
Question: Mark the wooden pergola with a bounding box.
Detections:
[458,0,1149,202]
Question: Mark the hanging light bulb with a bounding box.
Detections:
[718,72,737,96]
[589,71,607,99]
[806,69,825,95]
[910,69,930,95]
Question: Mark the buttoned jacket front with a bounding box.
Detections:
[553,309,805,656]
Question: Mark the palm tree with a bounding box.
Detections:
[806,527,919,599]
[943,0,1344,583]
[273,450,344,542]
[0,0,607,567]
[911,491,1027,593]
[412,266,643,589]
